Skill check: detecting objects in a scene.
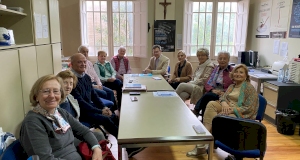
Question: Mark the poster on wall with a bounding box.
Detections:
[154,20,176,52]
[270,0,291,38]
[256,0,273,38]
[289,0,300,38]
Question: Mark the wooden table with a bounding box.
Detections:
[118,92,214,160]
[123,74,174,91]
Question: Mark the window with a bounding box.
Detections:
[183,0,249,58]
[80,0,147,57]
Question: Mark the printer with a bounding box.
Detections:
[271,61,286,76]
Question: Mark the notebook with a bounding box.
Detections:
[125,83,142,88]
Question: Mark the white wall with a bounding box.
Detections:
[247,0,300,67]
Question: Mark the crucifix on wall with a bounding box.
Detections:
[159,0,171,20]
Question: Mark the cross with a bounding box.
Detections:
[159,0,171,20]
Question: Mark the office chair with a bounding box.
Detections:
[212,115,267,160]
[164,66,171,79]
[0,139,28,160]
[256,94,267,122]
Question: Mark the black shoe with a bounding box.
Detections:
[127,147,145,158]
[191,109,200,116]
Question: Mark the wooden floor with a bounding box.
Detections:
[107,105,300,160]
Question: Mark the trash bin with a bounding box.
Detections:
[275,109,299,135]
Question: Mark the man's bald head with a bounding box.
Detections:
[71,53,87,74]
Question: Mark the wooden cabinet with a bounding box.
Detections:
[48,0,61,43]
[263,81,300,125]
[52,43,62,75]
[36,44,54,77]
[19,46,39,114]
[0,50,24,138]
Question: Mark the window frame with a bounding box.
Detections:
[183,0,249,60]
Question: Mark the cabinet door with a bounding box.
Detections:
[48,0,61,43]
[32,0,51,45]
[36,45,54,77]
[19,46,39,114]
[52,43,62,75]
[0,49,24,137]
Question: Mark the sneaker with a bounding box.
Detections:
[186,144,207,157]
[127,147,146,158]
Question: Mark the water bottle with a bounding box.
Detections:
[277,69,283,82]
[283,69,290,82]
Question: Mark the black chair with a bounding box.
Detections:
[212,115,267,160]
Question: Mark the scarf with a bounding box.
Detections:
[33,105,70,134]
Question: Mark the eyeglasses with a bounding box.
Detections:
[40,89,61,96]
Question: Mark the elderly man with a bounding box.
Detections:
[70,53,119,138]
[78,45,116,110]
[143,45,170,75]
[70,53,145,158]
[110,46,132,81]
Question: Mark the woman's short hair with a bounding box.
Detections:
[196,48,209,57]
[29,75,66,107]
[97,50,107,56]
[177,50,186,56]
[57,70,78,88]
[217,51,231,60]
[152,45,162,51]
[229,64,250,82]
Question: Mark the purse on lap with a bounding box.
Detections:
[78,140,116,160]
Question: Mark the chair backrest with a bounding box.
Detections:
[256,94,267,122]
[212,115,267,155]
[0,139,28,160]
[167,66,170,74]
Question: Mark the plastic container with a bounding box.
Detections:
[275,109,299,135]
[277,68,283,82]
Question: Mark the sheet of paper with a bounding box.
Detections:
[153,91,177,97]
[280,42,288,57]
[42,15,49,38]
[34,13,42,39]
[273,40,280,54]
[153,77,162,80]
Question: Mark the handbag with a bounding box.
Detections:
[78,140,116,160]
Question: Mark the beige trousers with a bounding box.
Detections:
[176,83,194,101]
[203,101,236,132]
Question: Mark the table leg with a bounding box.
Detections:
[257,79,261,94]
[118,145,122,160]
[208,141,214,160]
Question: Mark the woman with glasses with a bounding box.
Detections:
[176,48,214,105]
[168,50,193,89]
[20,75,103,160]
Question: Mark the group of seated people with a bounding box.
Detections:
[19,44,259,159]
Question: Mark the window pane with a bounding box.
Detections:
[218,2,224,12]
[113,13,120,46]
[215,46,221,56]
[193,2,199,12]
[221,46,228,52]
[229,13,236,45]
[126,46,133,56]
[120,1,126,12]
[222,13,230,45]
[101,47,109,55]
[88,46,96,56]
[101,13,108,46]
[94,12,101,47]
[192,13,199,45]
[204,46,210,54]
[127,1,133,12]
[224,2,231,12]
[87,1,93,11]
[87,12,95,46]
[191,46,198,56]
[119,13,127,45]
[127,13,133,45]
[216,13,223,45]
[199,2,206,12]
[112,1,119,12]
[94,1,100,11]
[231,2,237,12]
[206,2,213,12]
[205,13,212,45]
[198,13,205,45]
[101,1,107,11]
[114,47,119,56]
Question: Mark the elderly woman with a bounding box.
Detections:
[187,64,259,157]
[192,51,234,116]
[20,75,103,160]
[176,48,214,104]
[94,50,123,108]
[168,50,193,89]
